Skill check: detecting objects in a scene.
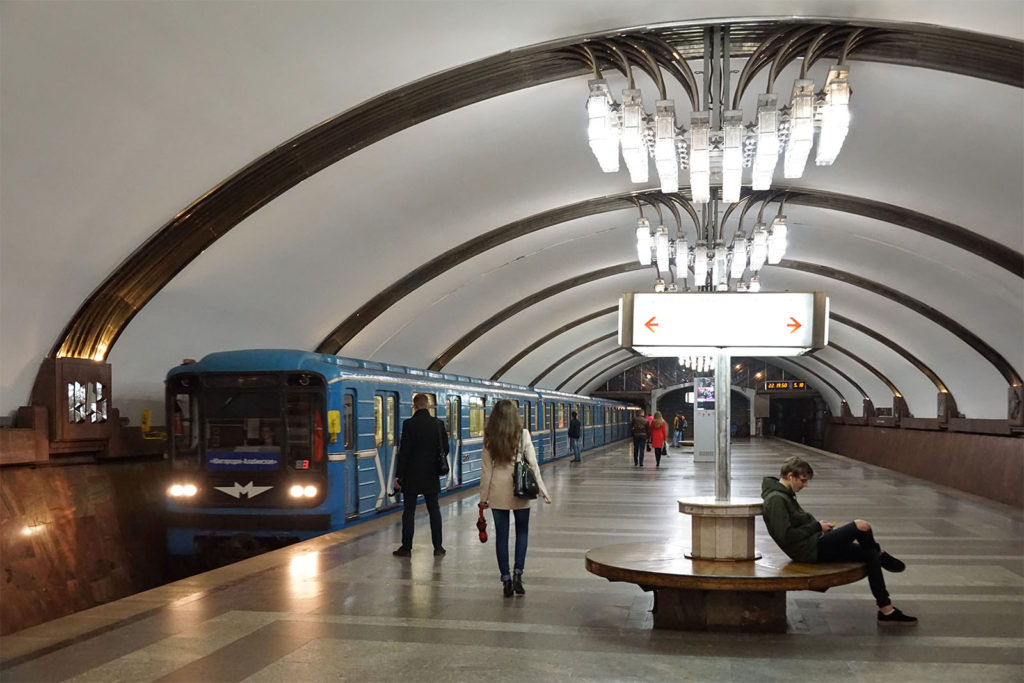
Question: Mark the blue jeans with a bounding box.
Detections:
[491,508,530,581]
[674,429,682,444]
[569,437,581,460]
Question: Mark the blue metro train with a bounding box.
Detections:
[165,349,630,563]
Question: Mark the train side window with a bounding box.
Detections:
[374,395,383,447]
[386,396,396,445]
[468,396,485,437]
[421,393,437,417]
[343,394,354,449]
[557,403,565,428]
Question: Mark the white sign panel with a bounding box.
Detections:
[620,292,828,354]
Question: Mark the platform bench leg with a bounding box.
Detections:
[651,588,787,633]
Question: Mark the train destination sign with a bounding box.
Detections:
[765,380,807,390]
[619,292,829,356]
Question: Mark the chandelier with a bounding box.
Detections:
[632,191,790,293]
[583,25,856,203]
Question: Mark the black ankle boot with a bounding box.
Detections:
[512,574,525,595]
[502,580,514,597]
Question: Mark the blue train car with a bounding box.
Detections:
[164,350,629,563]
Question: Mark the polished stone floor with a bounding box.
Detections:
[2,438,1022,682]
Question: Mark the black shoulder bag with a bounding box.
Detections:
[512,431,539,499]
[436,419,450,476]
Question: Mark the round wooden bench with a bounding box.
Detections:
[585,541,867,632]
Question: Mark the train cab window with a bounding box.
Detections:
[170,391,198,460]
[386,396,396,445]
[285,393,323,466]
[343,394,354,449]
[468,396,485,437]
[374,396,383,447]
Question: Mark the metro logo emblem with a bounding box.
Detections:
[214,481,273,499]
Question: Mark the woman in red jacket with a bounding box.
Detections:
[649,411,668,468]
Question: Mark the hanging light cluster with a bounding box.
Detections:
[634,210,788,293]
[679,354,714,373]
[584,36,852,204]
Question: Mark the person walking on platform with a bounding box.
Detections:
[672,413,683,447]
[761,456,917,626]
[630,410,649,467]
[478,399,551,597]
[649,411,668,468]
[568,410,582,462]
[393,393,448,557]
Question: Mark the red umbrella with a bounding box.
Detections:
[476,507,488,543]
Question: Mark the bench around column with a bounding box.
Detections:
[585,542,867,633]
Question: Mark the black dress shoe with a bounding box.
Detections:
[392,546,411,557]
[512,574,525,595]
[502,580,514,597]
[433,547,446,557]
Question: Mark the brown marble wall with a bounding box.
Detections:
[823,424,1024,508]
[0,458,169,635]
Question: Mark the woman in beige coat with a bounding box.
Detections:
[478,399,551,597]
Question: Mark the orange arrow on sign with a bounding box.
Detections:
[645,316,659,333]
[787,317,802,334]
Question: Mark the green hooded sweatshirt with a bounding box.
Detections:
[761,476,821,562]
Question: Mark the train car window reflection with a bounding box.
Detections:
[386,396,396,445]
[374,396,383,447]
[468,396,485,436]
[421,393,437,417]
[343,394,354,450]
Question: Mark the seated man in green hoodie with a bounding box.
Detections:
[761,456,917,626]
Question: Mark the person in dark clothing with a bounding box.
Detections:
[761,456,917,626]
[629,410,649,467]
[568,411,582,462]
[393,393,449,557]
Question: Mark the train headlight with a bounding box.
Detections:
[168,483,198,497]
[289,484,318,498]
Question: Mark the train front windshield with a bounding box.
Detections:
[168,372,326,473]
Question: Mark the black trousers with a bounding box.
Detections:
[632,437,646,465]
[817,521,890,608]
[401,491,442,550]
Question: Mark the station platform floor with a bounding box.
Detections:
[1,438,1022,682]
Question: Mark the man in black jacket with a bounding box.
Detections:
[568,411,582,462]
[393,393,449,557]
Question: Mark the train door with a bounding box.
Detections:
[548,403,556,457]
[344,391,359,520]
[375,391,400,511]
[447,396,461,487]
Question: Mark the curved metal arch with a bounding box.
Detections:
[320,187,1020,356]
[490,306,618,380]
[49,19,1023,361]
[429,263,644,370]
[530,332,618,386]
[830,313,950,395]
[804,354,871,401]
[830,342,903,398]
[779,259,1023,387]
[567,350,640,394]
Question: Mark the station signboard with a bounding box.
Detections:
[619,292,829,356]
[764,380,807,390]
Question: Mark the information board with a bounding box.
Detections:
[619,292,829,356]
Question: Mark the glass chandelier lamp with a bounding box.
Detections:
[582,26,857,204]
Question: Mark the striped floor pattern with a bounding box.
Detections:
[2,438,1022,682]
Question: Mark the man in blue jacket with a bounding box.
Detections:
[761,456,917,626]
[393,393,448,557]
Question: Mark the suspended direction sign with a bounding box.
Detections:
[619,292,829,356]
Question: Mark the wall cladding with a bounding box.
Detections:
[0,459,167,635]
[823,424,1024,508]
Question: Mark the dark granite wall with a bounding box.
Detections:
[823,424,1024,508]
[0,458,168,635]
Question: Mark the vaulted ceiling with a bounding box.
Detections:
[2,1,1022,424]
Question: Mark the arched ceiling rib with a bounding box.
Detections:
[47,18,1023,365]
[490,306,618,380]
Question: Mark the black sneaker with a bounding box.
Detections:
[433,547,446,557]
[878,607,917,626]
[392,546,411,557]
[880,551,906,572]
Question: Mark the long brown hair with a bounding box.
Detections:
[484,399,522,465]
[652,411,665,428]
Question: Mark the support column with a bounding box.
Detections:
[714,348,731,501]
